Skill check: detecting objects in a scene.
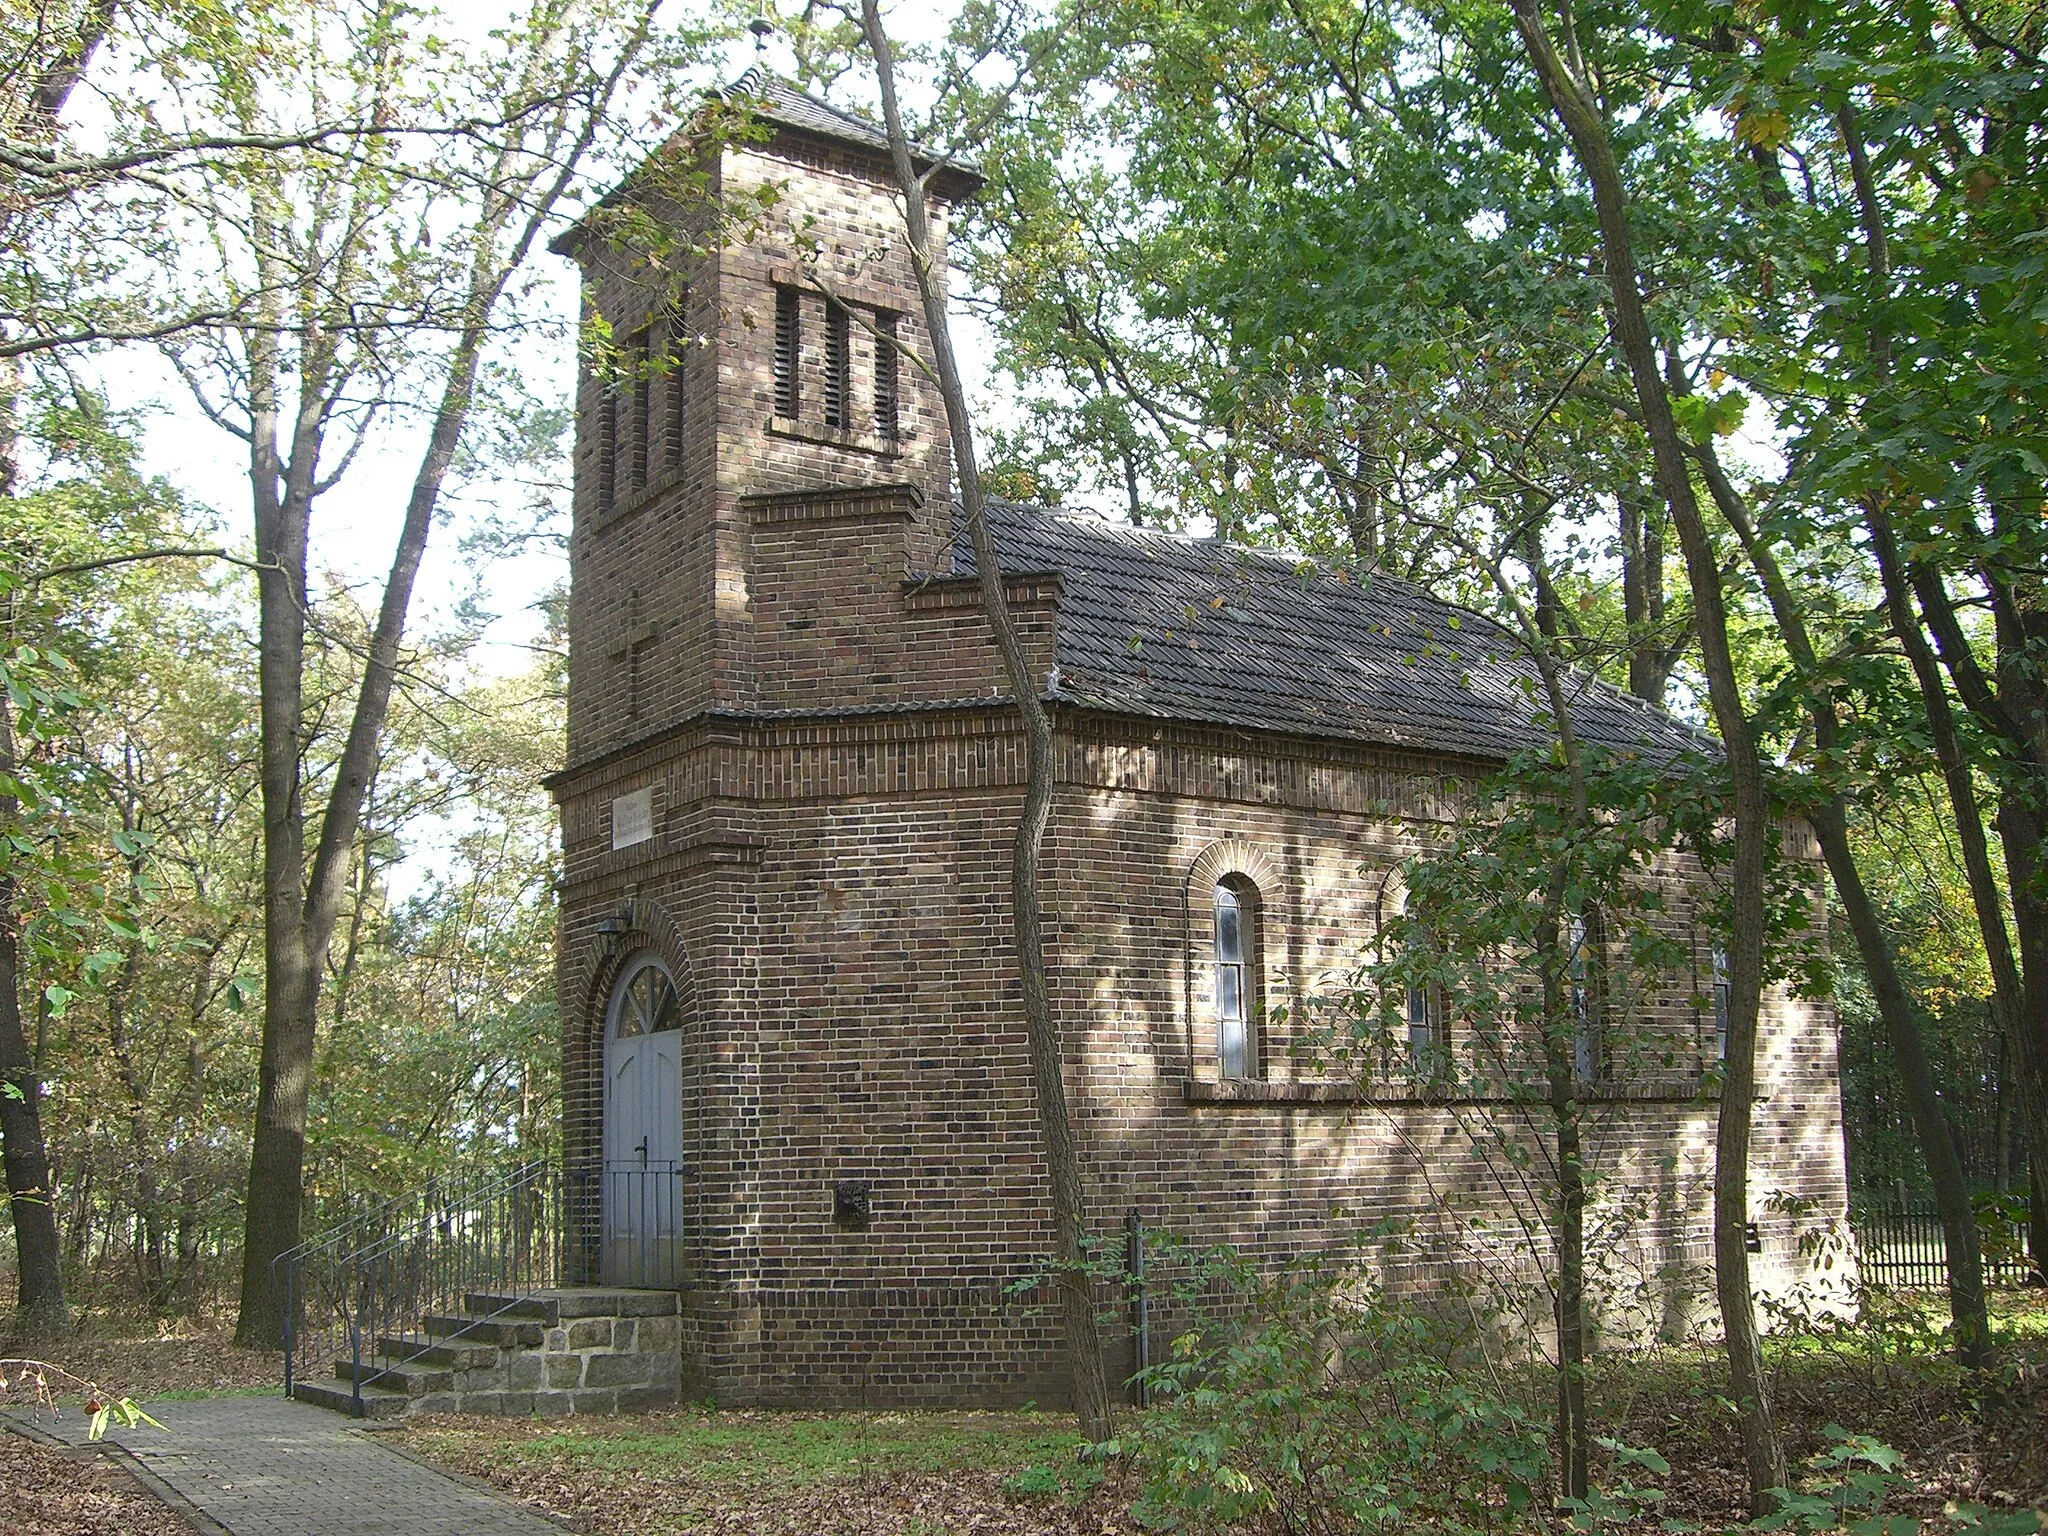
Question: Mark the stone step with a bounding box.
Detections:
[291,1377,411,1420]
[334,1356,455,1395]
[463,1291,559,1324]
[465,1287,680,1324]
[373,1332,502,1371]
[421,1312,545,1348]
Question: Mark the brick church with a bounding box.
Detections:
[545,74,1850,1406]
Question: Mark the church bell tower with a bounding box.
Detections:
[553,72,981,770]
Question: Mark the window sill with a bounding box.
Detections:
[767,414,904,458]
[590,465,685,530]
[1182,1074,1722,1107]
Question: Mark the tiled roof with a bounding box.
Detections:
[950,501,1715,765]
[724,69,982,184]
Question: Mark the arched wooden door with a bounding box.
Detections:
[601,956,683,1287]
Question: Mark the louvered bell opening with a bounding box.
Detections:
[596,379,618,514]
[873,311,899,439]
[773,285,800,417]
[629,329,651,491]
[824,300,851,429]
[663,296,687,475]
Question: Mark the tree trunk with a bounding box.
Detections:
[1507,3,1787,1506]
[1540,890,1589,1502]
[1999,794,2048,1282]
[1687,420,1997,1372]
[1478,527,1597,1502]
[0,698,67,1337]
[859,0,1114,1440]
[229,22,640,1341]
[232,283,319,1342]
[1619,477,1669,703]
[1817,796,1992,1361]
[1909,553,2048,1278]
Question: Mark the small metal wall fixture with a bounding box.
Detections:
[833,1179,873,1231]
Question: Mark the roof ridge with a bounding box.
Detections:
[727,67,880,136]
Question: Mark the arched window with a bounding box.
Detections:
[1384,875,1445,1077]
[1569,911,1604,1083]
[1214,877,1260,1079]
[1405,948,1444,1075]
[610,957,682,1038]
[1711,944,1729,1064]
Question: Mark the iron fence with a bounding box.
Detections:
[275,1159,564,1414]
[1851,1203,2039,1291]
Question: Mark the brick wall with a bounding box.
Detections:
[553,698,1850,1406]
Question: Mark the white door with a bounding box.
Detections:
[602,958,684,1286]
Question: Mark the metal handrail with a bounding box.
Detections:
[275,1159,565,1414]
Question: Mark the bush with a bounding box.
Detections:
[1126,1264,1546,1535]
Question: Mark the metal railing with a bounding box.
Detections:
[568,1159,685,1289]
[1851,1202,2039,1291]
[275,1160,564,1414]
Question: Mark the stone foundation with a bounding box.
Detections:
[293,1287,681,1420]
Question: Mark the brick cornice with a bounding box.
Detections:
[548,698,1510,808]
[548,700,1036,798]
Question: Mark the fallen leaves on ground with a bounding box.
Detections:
[1590,1331,2048,1528]
[401,1321,2048,1536]
[0,1328,279,1405]
[0,1429,191,1536]
[406,1410,1143,1536]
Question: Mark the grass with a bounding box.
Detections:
[407,1406,1087,1490]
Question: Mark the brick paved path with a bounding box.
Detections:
[6,1394,564,1535]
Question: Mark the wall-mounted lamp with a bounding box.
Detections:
[1744,1220,1763,1254]
[597,904,633,938]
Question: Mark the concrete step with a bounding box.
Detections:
[373,1332,501,1371]
[334,1356,455,1395]
[291,1377,411,1420]
[421,1312,545,1348]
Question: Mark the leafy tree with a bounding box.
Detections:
[91,0,671,1345]
[0,386,210,1334]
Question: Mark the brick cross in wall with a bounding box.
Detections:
[609,590,660,719]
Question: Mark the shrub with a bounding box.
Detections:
[1125,1265,1546,1535]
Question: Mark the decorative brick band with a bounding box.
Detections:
[767,262,919,315]
[902,572,1064,611]
[764,415,904,460]
[1183,1075,1722,1106]
[741,481,923,523]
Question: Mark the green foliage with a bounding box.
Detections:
[0,1358,163,1441]
[1125,1264,1545,1535]
[1298,743,1824,1100]
[1,393,570,1317]
[1754,1426,2045,1536]
[1001,1455,1106,1503]
[1558,1437,1680,1531]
